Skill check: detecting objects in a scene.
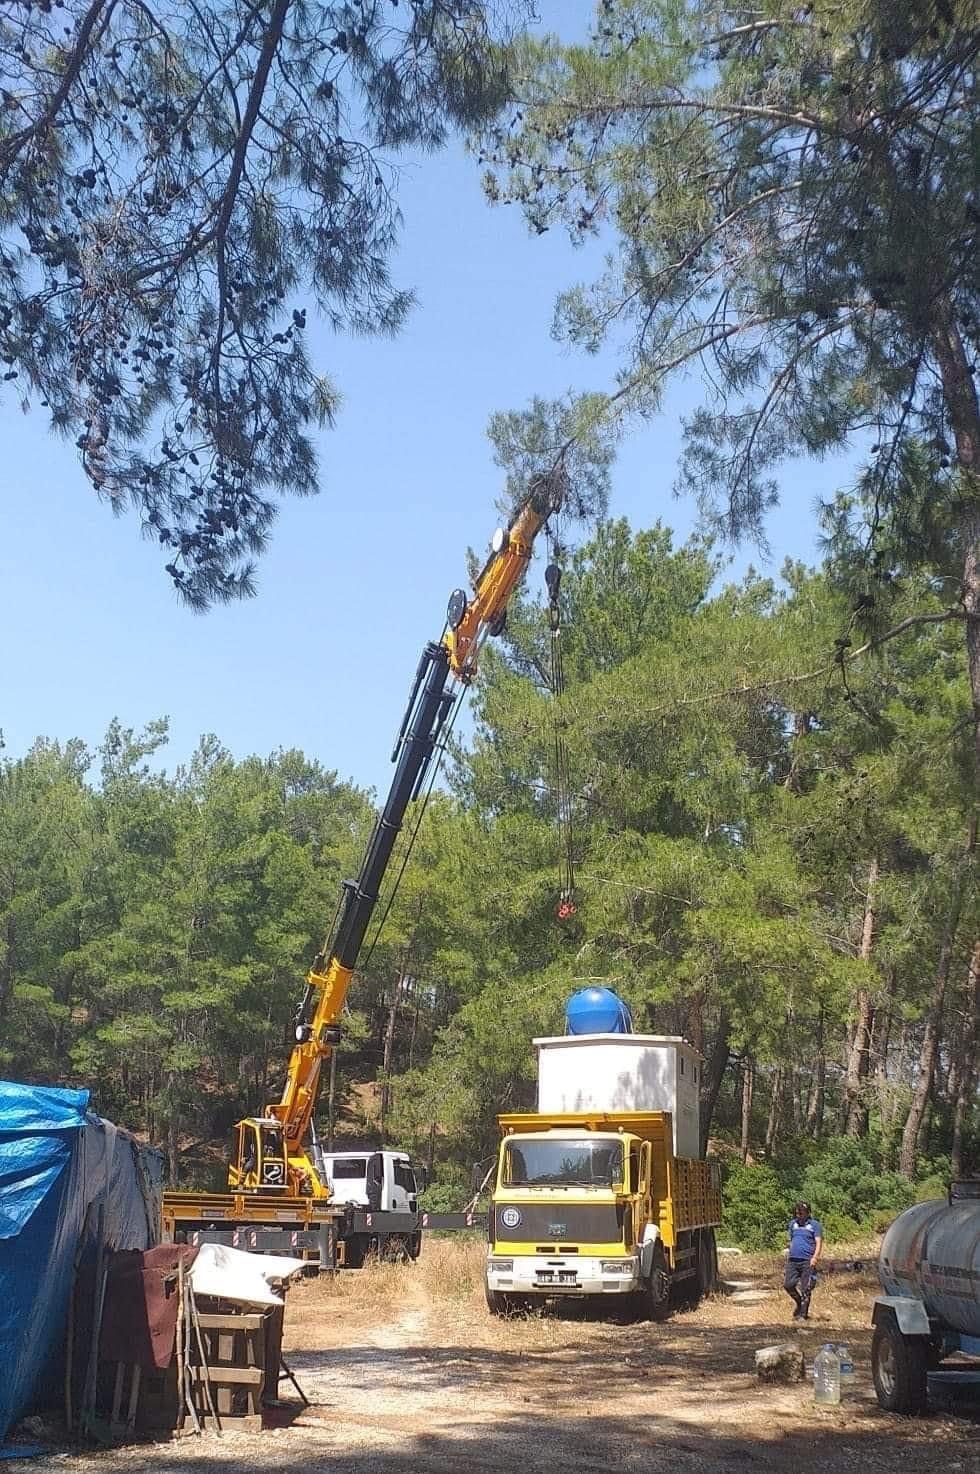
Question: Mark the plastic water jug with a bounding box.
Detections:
[813,1344,841,1405]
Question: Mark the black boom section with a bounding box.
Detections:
[331,642,453,971]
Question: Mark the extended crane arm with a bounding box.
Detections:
[230,474,564,1194]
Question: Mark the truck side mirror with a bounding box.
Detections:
[415,1165,429,1193]
[471,1158,492,1194]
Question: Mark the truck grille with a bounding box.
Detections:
[494,1202,625,1245]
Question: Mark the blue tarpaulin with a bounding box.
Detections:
[0,1082,160,1442]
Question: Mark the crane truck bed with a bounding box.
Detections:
[162,1189,424,1269]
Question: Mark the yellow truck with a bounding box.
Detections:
[484,1029,722,1317]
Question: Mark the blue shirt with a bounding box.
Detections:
[788,1217,822,1259]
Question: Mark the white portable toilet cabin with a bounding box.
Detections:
[534,1033,703,1161]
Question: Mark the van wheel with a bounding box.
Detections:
[872,1318,929,1414]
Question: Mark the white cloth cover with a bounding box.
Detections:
[186,1242,306,1305]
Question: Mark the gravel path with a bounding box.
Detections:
[15,1249,980,1474]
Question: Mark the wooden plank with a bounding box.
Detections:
[195,1313,265,1331]
[188,1365,263,1387]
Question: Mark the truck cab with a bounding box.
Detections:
[320,1149,424,1213]
[487,1125,650,1302]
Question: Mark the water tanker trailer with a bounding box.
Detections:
[871,1180,980,1413]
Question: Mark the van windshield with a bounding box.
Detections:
[503,1140,623,1189]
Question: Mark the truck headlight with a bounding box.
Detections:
[600,1259,636,1274]
[489,1258,514,1272]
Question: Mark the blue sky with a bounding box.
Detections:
[0,2,856,796]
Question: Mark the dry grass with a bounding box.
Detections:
[288,1235,882,1357]
[41,1234,978,1474]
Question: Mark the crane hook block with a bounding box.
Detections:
[545,563,562,602]
[557,898,578,920]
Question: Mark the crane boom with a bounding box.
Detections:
[229,474,564,1196]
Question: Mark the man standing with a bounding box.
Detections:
[784,1200,822,1320]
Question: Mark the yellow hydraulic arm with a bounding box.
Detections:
[230,473,565,1196]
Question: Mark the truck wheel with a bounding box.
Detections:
[872,1318,929,1414]
[344,1236,366,1270]
[672,1233,700,1309]
[408,1232,422,1261]
[699,1228,718,1296]
[484,1281,530,1317]
[644,1243,671,1322]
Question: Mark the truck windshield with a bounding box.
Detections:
[503,1140,624,1189]
[330,1159,368,1179]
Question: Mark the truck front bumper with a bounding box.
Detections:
[486,1254,639,1296]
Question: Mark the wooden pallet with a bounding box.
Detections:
[183,1310,269,1431]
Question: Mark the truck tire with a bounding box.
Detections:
[643,1243,672,1322]
[343,1236,367,1270]
[699,1228,718,1296]
[672,1232,700,1309]
[484,1279,531,1317]
[872,1317,929,1414]
[408,1231,422,1261]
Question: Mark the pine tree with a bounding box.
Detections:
[479,1,980,781]
[0,1,528,604]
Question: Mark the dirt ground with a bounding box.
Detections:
[23,1240,980,1474]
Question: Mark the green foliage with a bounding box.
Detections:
[481,1,978,543]
[2,516,976,1197]
[819,1212,862,1244]
[0,2,528,604]
[720,1163,792,1251]
[799,1137,916,1225]
[480,0,980,860]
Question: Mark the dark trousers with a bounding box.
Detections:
[784,1258,814,1311]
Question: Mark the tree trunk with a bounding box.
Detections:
[698,1010,730,1155]
[408,982,421,1070]
[931,298,980,791]
[379,972,404,1136]
[765,1065,783,1157]
[740,1058,753,1163]
[166,1114,179,1187]
[899,824,976,1177]
[805,1011,825,1139]
[0,914,15,1028]
[326,1049,337,1151]
[951,939,980,1179]
[873,967,896,1127]
[844,857,879,1137]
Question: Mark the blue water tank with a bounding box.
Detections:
[565,987,633,1035]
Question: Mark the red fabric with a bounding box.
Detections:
[99,1244,198,1370]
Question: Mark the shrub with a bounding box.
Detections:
[913,1173,947,1204]
[420,1177,468,1214]
[721,1162,793,1250]
[799,1136,915,1225]
[818,1211,861,1244]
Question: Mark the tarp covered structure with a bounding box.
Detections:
[0,1081,161,1441]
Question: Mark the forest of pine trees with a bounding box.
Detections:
[3,520,976,1244]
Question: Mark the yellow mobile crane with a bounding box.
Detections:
[162,474,564,1266]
